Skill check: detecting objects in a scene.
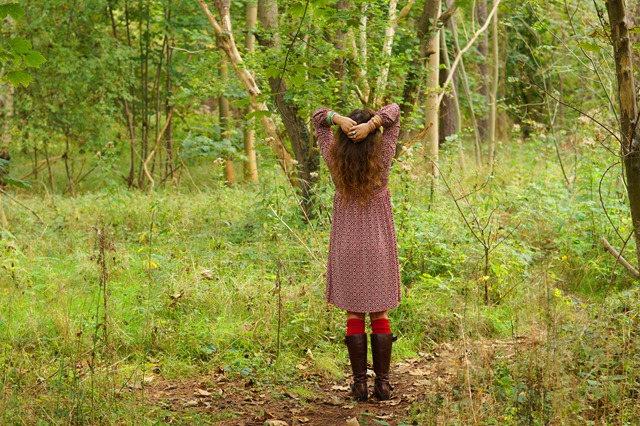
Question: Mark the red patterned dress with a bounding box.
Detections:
[312,103,401,313]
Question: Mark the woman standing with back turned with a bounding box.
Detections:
[312,103,401,401]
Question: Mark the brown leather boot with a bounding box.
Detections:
[370,334,395,400]
[344,334,368,401]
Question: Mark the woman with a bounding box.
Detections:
[312,103,401,401]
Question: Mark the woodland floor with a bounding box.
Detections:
[140,335,540,425]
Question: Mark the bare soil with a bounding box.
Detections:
[142,337,538,425]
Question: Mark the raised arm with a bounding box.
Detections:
[376,103,400,143]
[313,108,357,161]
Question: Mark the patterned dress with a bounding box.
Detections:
[312,103,401,313]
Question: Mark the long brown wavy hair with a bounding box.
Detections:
[329,108,384,203]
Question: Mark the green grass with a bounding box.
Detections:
[1,137,639,424]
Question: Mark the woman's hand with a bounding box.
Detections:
[333,114,357,135]
[348,123,373,142]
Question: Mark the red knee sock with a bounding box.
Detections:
[371,318,391,335]
[346,319,366,336]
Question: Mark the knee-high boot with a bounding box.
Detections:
[344,334,368,401]
[370,334,395,400]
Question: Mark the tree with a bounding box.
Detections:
[424,0,441,178]
[606,0,640,267]
[243,1,259,183]
[475,0,490,140]
[257,0,319,215]
[219,57,237,186]
[196,0,296,185]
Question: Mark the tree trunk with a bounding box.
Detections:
[424,0,441,177]
[333,0,349,109]
[439,27,464,169]
[475,0,490,140]
[632,0,640,83]
[219,58,236,186]
[165,5,175,185]
[374,0,398,106]
[347,5,370,105]
[0,84,13,151]
[606,0,640,267]
[400,0,440,120]
[399,0,440,146]
[197,0,297,185]
[107,2,137,187]
[138,5,151,188]
[487,0,499,169]
[257,0,319,216]
[243,1,259,182]
[438,29,457,147]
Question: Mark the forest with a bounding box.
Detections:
[0,0,639,424]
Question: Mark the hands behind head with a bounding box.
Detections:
[334,114,374,143]
[332,112,380,143]
[348,123,375,143]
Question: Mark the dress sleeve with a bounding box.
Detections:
[376,103,400,164]
[312,107,335,164]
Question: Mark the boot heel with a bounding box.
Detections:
[370,334,394,401]
[345,334,368,401]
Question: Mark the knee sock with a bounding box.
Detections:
[346,318,366,336]
[371,318,391,335]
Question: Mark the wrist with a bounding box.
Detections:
[327,111,338,125]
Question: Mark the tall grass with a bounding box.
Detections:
[0,136,638,424]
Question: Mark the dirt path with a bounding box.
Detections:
[143,337,536,425]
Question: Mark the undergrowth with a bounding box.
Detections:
[0,136,638,424]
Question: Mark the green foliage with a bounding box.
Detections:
[0,158,30,189]
[0,3,45,87]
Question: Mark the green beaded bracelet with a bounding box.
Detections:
[327,111,337,125]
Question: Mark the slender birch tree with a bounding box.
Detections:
[424,0,441,177]
[487,0,499,168]
[243,1,259,182]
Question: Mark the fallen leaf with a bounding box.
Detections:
[201,269,214,280]
[414,379,431,386]
[331,385,350,391]
[376,414,394,420]
[345,418,360,426]
[183,399,199,407]
[341,404,355,409]
[194,388,211,397]
[408,368,428,376]
[326,395,344,406]
[264,420,288,426]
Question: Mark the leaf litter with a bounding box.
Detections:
[139,336,539,425]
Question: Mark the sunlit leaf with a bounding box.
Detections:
[245,109,272,120]
[24,51,46,68]
[8,37,31,54]
[6,70,32,87]
[0,3,24,20]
